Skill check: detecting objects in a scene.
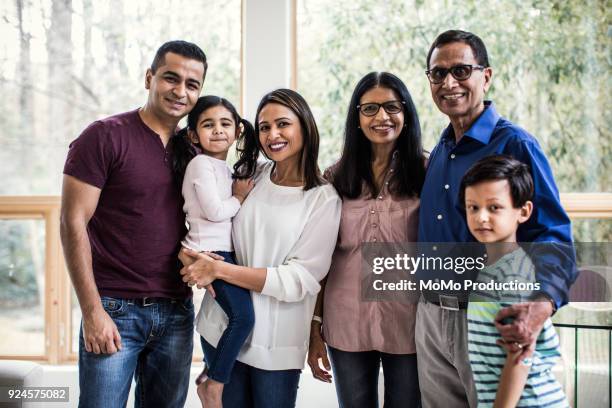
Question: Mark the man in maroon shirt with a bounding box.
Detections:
[60,41,206,407]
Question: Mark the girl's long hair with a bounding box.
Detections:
[170,95,255,186]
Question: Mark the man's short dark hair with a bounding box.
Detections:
[459,155,534,208]
[426,30,490,69]
[150,40,208,74]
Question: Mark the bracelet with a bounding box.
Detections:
[312,315,323,324]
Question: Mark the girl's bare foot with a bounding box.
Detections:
[197,378,224,408]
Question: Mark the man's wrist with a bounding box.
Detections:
[82,301,104,318]
[534,293,557,316]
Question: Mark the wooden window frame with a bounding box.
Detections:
[0,196,69,363]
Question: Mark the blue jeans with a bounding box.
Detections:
[328,346,421,408]
[78,296,194,408]
[201,338,301,408]
[205,251,255,384]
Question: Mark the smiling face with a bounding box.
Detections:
[358,87,405,147]
[189,105,237,160]
[465,179,532,243]
[145,52,205,122]
[429,42,492,131]
[257,103,304,168]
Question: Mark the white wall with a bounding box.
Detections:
[242,0,295,119]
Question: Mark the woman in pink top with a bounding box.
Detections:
[307,72,426,407]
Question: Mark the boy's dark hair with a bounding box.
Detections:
[459,155,534,208]
[151,40,208,76]
[426,30,490,70]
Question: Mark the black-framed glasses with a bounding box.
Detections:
[357,100,405,116]
[425,64,485,84]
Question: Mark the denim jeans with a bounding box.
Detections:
[328,346,421,408]
[206,251,255,384]
[78,296,194,408]
[201,338,301,408]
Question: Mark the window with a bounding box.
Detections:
[0,0,240,195]
[0,219,46,357]
[0,0,240,362]
[297,1,610,195]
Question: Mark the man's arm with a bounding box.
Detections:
[496,136,576,361]
[510,137,575,307]
[60,174,121,354]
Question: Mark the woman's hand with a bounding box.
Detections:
[307,323,332,383]
[178,248,195,267]
[232,178,255,204]
[179,248,223,288]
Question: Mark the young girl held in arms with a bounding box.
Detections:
[172,96,255,408]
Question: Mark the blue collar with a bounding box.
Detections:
[442,101,500,145]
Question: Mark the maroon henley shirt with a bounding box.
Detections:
[64,109,190,299]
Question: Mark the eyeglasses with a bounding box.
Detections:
[357,101,405,117]
[425,64,485,84]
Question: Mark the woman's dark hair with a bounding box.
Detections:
[459,154,534,208]
[331,72,426,199]
[170,95,255,185]
[233,88,324,190]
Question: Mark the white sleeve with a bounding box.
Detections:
[261,191,342,302]
[189,157,241,222]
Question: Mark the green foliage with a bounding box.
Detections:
[0,221,43,307]
[0,0,241,195]
[298,0,611,241]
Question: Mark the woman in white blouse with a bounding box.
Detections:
[181,88,342,407]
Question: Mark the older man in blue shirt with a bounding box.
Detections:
[415,30,575,407]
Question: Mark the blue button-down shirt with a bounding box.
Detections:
[418,101,575,308]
